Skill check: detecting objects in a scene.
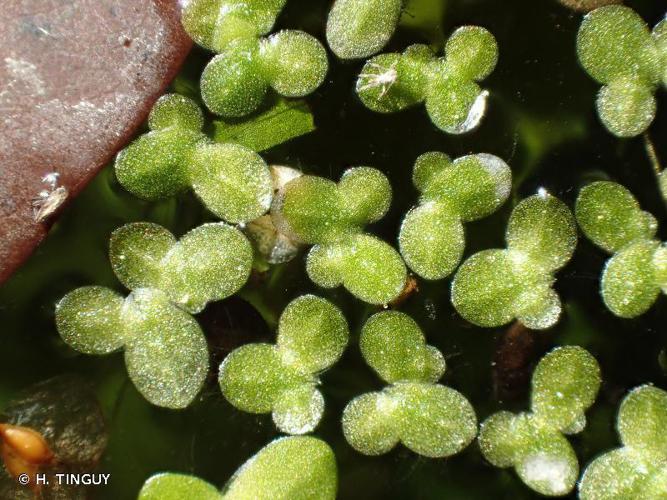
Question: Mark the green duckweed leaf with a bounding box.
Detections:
[223,436,337,500]
[601,239,661,318]
[531,346,602,432]
[338,234,407,305]
[109,222,176,291]
[277,295,349,375]
[201,42,269,118]
[213,97,315,152]
[655,19,667,86]
[260,31,328,97]
[219,343,299,413]
[480,347,600,496]
[506,193,577,272]
[338,167,392,224]
[139,473,220,500]
[617,385,667,458]
[575,181,657,254]
[161,223,253,313]
[341,392,400,456]
[122,288,209,409]
[305,244,345,288]
[114,128,203,200]
[148,94,204,132]
[325,0,402,59]
[219,296,347,434]
[419,153,512,221]
[392,382,478,458]
[356,27,498,134]
[596,77,657,138]
[272,385,325,435]
[55,286,125,355]
[360,311,445,384]
[579,385,667,499]
[399,202,464,280]
[188,143,273,223]
[577,6,660,85]
[444,26,499,81]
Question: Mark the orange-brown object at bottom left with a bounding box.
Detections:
[0,423,55,492]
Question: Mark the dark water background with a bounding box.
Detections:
[1,0,666,498]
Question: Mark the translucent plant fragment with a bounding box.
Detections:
[356,26,499,134]
[271,167,407,304]
[115,94,274,223]
[56,222,253,409]
[576,5,666,137]
[479,346,601,497]
[579,385,667,499]
[451,191,577,329]
[399,151,512,280]
[342,311,477,457]
[219,295,349,434]
[326,0,403,59]
[138,436,337,500]
[575,181,666,318]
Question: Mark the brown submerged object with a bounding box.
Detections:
[0,0,192,283]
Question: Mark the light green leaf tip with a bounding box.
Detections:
[57,221,254,409]
[273,168,407,305]
[480,346,601,497]
[219,295,348,434]
[579,385,667,499]
[452,191,576,329]
[138,436,337,500]
[343,311,477,458]
[576,181,665,318]
[326,0,403,59]
[576,5,663,137]
[399,152,511,280]
[356,25,498,134]
[200,30,328,118]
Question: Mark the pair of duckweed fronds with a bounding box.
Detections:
[183,0,328,118]
[272,167,408,305]
[343,311,478,458]
[399,151,512,280]
[219,295,349,435]
[55,222,252,409]
[451,192,578,330]
[356,26,498,134]
[139,436,337,500]
[576,181,667,318]
[579,385,667,499]
[479,346,601,496]
[115,94,274,224]
[577,5,667,137]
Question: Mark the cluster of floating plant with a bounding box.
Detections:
[452,192,577,329]
[42,1,667,498]
[577,5,667,137]
[183,0,328,117]
[56,222,252,408]
[479,346,601,496]
[356,26,498,134]
[576,181,667,318]
[219,295,349,434]
[343,312,477,457]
